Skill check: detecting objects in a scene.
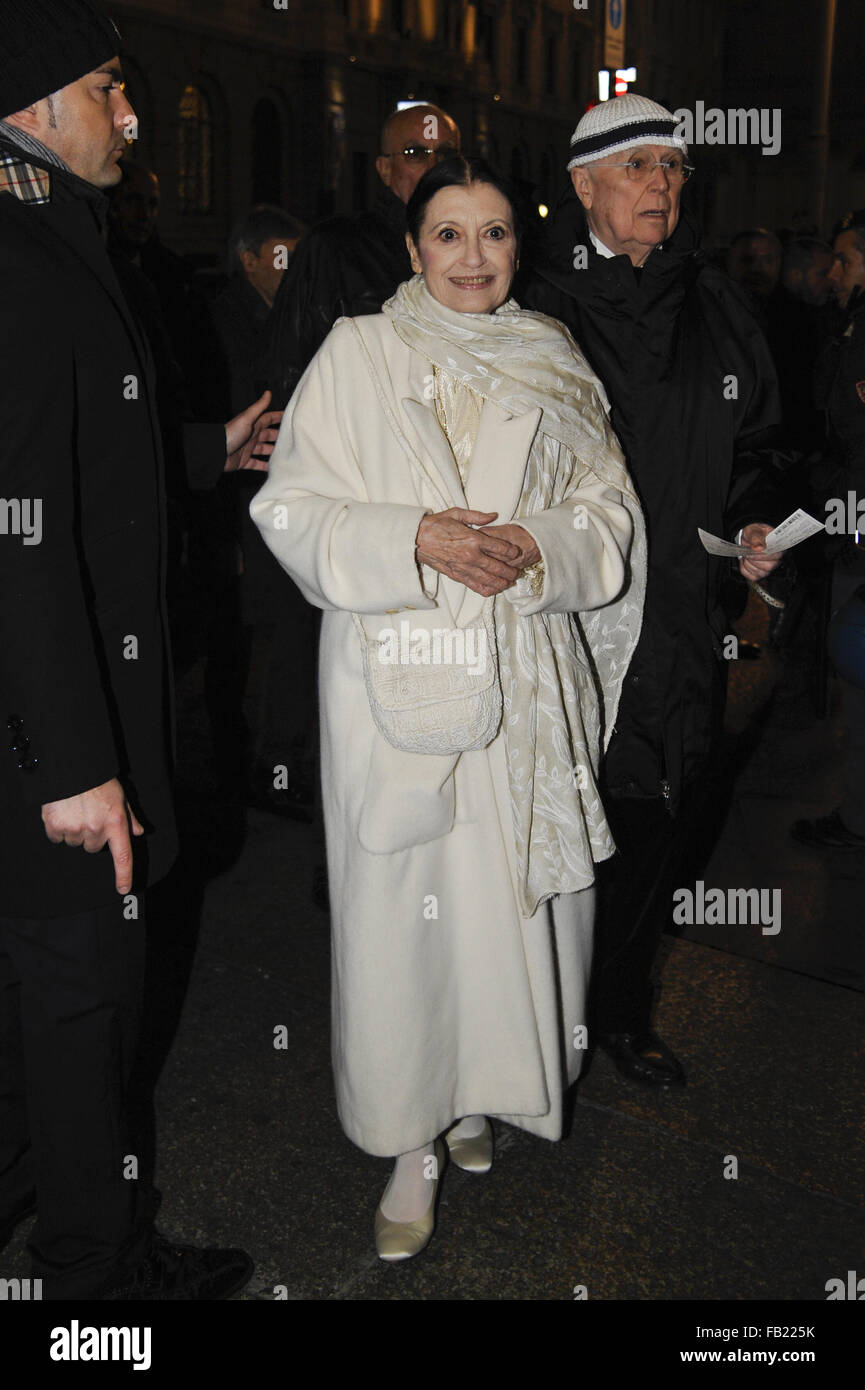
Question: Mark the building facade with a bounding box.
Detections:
[110,1,858,264]
[111,0,732,265]
[111,0,592,264]
[717,0,865,240]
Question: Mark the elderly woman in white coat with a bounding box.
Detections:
[252,156,645,1260]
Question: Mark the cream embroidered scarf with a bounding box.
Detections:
[383,275,646,915]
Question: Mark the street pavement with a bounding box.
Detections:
[3,594,862,1307]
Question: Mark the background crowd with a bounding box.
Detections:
[117,120,863,855]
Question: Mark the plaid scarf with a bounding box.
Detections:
[0,121,69,204]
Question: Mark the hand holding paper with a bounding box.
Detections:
[698,508,825,558]
[739,523,780,581]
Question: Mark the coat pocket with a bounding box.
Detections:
[357,736,460,854]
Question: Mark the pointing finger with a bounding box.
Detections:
[107,820,134,895]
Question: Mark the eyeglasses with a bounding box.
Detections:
[381,143,460,164]
[601,155,695,184]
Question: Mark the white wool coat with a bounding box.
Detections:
[252,313,635,1156]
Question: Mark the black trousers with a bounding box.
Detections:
[590,787,699,1037]
[0,895,151,1298]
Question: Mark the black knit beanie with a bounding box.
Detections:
[0,0,121,118]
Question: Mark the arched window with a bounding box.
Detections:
[476,4,497,74]
[443,0,460,47]
[572,42,584,103]
[515,24,529,88]
[544,33,557,94]
[539,150,552,202]
[252,98,283,205]
[178,84,213,214]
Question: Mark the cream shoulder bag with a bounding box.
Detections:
[352,603,502,756]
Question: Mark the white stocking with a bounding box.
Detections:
[447,1114,486,1140]
[379,1141,439,1223]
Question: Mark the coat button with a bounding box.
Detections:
[18,756,37,772]
[10,736,30,753]
[7,715,24,731]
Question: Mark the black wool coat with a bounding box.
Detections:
[523,191,783,809]
[264,184,413,408]
[816,287,865,497]
[0,153,177,916]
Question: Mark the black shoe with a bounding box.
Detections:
[599,1031,687,1088]
[791,808,865,850]
[0,1193,37,1254]
[96,1233,254,1301]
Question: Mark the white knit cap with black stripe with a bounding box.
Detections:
[567,94,686,170]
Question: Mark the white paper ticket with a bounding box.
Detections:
[698,509,825,558]
[761,509,826,551]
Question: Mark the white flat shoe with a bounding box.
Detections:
[444,1117,493,1173]
[374,1138,445,1262]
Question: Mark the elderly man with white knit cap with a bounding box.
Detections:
[525,95,784,1088]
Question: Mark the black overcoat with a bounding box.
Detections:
[524,192,783,808]
[0,153,177,916]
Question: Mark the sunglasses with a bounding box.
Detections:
[382,143,460,164]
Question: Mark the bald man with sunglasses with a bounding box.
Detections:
[265,103,460,408]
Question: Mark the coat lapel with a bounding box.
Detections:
[454,402,541,623]
[464,401,541,521]
[357,316,543,627]
[401,394,542,627]
[400,396,467,509]
[26,201,153,380]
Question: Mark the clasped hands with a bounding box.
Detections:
[416,508,540,598]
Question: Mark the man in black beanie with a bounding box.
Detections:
[0,0,261,1299]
